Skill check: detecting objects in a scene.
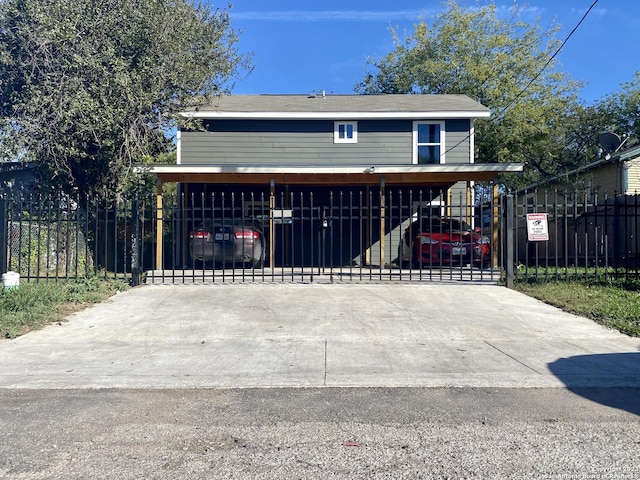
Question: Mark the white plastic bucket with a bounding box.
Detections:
[1,271,20,291]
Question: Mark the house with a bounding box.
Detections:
[0,162,36,196]
[141,94,523,268]
[513,143,640,268]
[518,143,640,201]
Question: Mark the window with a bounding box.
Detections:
[413,122,444,164]
[334,121,357,143]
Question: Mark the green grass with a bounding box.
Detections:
[0,277,129,339]
[513,278,640,337]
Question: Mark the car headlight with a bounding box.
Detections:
[419,236,439,245]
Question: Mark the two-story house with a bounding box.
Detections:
[142,94,522,268]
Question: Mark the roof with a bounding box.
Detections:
[183,94,491,120]
[515,143,640,192]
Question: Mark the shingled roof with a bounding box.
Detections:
[184,94,491,119]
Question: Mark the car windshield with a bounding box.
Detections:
[419,218,473,232]
[196,219,263,231]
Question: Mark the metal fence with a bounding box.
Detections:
[143,188,501,284]
[0,194,140,284]
[2,188,639,285]
[0,189,502,285]
[512,189,640,282]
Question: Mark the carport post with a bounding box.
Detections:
[0,197,7,275]
[379,178,385,267]
[504,193,514,289]
[269,179,275,268]
[155,180,163,269]
[131,198,141,287]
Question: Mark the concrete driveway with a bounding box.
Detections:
[1,283,639,389]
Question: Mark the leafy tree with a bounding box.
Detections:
[0,0,251,200]
[356,0,583,189]
[597,72,640,143]
[547,72,640,192]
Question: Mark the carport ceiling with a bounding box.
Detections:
[139,164,523,186]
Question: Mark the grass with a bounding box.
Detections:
[0,277,129,339]
[513,277,640,337]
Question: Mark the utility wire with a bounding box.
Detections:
[443,0,600,157]
[494,0,600,120]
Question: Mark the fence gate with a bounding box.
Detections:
[1,189,506,285]
[143,188,502,284]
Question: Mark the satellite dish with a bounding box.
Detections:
[598,132,622,153]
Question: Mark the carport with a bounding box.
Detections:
[140,162,523,275]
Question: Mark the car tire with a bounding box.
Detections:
[252,255,264,269]
[397,245,406,267]
[193,259,205,269]
[411,249,421,269]
[251,242,265,269]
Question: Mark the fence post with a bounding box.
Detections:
[130,198,141,286]
[0,197,7,275]
[504,193,514,289]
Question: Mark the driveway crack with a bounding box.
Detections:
[484,341,542,375]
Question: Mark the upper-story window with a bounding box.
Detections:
[334,121,357,143]
[413,121,445,164]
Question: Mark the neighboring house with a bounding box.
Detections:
[518,143,640,202]
[0,162,36,196]
[141,94,522,267]
[514,143,640,268]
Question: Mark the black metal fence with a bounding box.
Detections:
[0,194,141,284]
[0,189,501,284]
[144,188,500,283]
[2,188,639,285]
[512,189,640,282]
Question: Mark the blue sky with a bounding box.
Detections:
[226,0,639,104]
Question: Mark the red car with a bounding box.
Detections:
[399,217,491,268]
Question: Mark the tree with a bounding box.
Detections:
[356,0,583,189]
[0,0,251,200]
[597,72,640,142]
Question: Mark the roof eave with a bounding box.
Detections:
[180,111,491,120]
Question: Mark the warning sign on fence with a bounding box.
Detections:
[526,213,549,241]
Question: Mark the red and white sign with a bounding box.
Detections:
[526,213,549,241]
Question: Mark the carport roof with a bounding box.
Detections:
[138,163,523,186]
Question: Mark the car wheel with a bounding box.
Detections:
[397,245,404,266]
[193,259,205,269]
[411,249,421,269]
[251,242,265,269]
[252,255,264,269]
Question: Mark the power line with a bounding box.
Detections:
[495,0,600,119]
[444,0,600,158]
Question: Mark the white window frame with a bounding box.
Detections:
[412,121,445,164]
[334,121,358,144]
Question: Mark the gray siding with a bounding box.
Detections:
[180,119,471,166]
[444,119,471,165]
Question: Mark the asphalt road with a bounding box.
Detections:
[1,387,639,479]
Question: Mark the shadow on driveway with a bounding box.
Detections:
[548,352,640,416]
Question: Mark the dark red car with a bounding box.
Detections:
[399,217,491,267]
